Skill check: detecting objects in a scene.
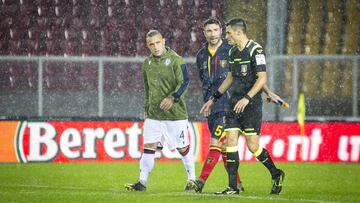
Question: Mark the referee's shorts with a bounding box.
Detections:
[224,102,262,136]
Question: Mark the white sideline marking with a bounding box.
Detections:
[0,184,341,203]
[171,192,342,203]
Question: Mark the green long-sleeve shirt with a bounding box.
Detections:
[143,48,189,120]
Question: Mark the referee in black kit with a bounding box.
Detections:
[200,18,285,195]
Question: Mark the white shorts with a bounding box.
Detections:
[143,119,189,150]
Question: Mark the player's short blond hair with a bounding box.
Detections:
[146,30,163,38]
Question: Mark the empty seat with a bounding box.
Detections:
[304,0,323,54]
[19,1,37,16]
[187,27,203,56]
[63,28,79,56]
[17,14,33,30]
[133,31,146,54]
[1,2,18,16]
[34,16,49,30]
[0,0,233,57]
[44,29,63,56]
[80,29,97,57]
[24,29,41,56]
[69,17,84,32]
[98,29,112,56]
[211,1,225,19]
[0,30,9,54]
[323,0,342,54]
[7,40,22,55]
[343,0,360,54]
[287,1,306,54]
[0,17,14,30]
[24,39,39,56]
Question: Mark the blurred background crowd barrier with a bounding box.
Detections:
[0,55,359,121]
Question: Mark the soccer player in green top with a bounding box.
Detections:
[125,30,195,192]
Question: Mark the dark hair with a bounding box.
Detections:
[146,30,162,38]
[226,18,247,33]
[203,18,222,29]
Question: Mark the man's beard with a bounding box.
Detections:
[209,38,220,45]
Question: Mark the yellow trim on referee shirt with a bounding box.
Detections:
[228,46,235,56]
[246,40,253,48]
[250,44,262,57]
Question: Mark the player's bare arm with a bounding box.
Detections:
[200,72,233,117]
[233,71,267,113]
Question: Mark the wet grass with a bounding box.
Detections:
[0,162,359,203]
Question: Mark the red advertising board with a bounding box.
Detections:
[0,121,359,163]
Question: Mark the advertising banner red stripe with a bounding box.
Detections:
[0,121,359,163]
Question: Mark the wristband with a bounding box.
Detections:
[210,90,223,102]
[244,94,252,101]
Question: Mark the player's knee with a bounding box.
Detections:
[221,145,227,152]
[226,135,238,147]
[210,138,221,147]
[177,145,190,156]
[144,143,158,150]
[247,142,259,153]
[246,136,260,153]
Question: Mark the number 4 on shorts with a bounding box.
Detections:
[180,131,184,139]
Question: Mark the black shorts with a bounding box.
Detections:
[224,102,262,136]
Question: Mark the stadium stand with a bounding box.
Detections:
[339,0,360,97]
[323,0,342,55]
[225,0,266,51]
[285,0,359,100]
[0,0,358,117]
[0,0,224,57]
[343,0,360,54]
[286,0,306,55]
[283,0,307,97]
[300,0,324,96]
[320,0,343,97]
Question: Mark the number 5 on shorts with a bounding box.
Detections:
[214,125,223,136]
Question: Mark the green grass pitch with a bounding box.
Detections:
[0,162,359,203]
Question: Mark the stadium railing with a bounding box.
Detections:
[0,55,359,122]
